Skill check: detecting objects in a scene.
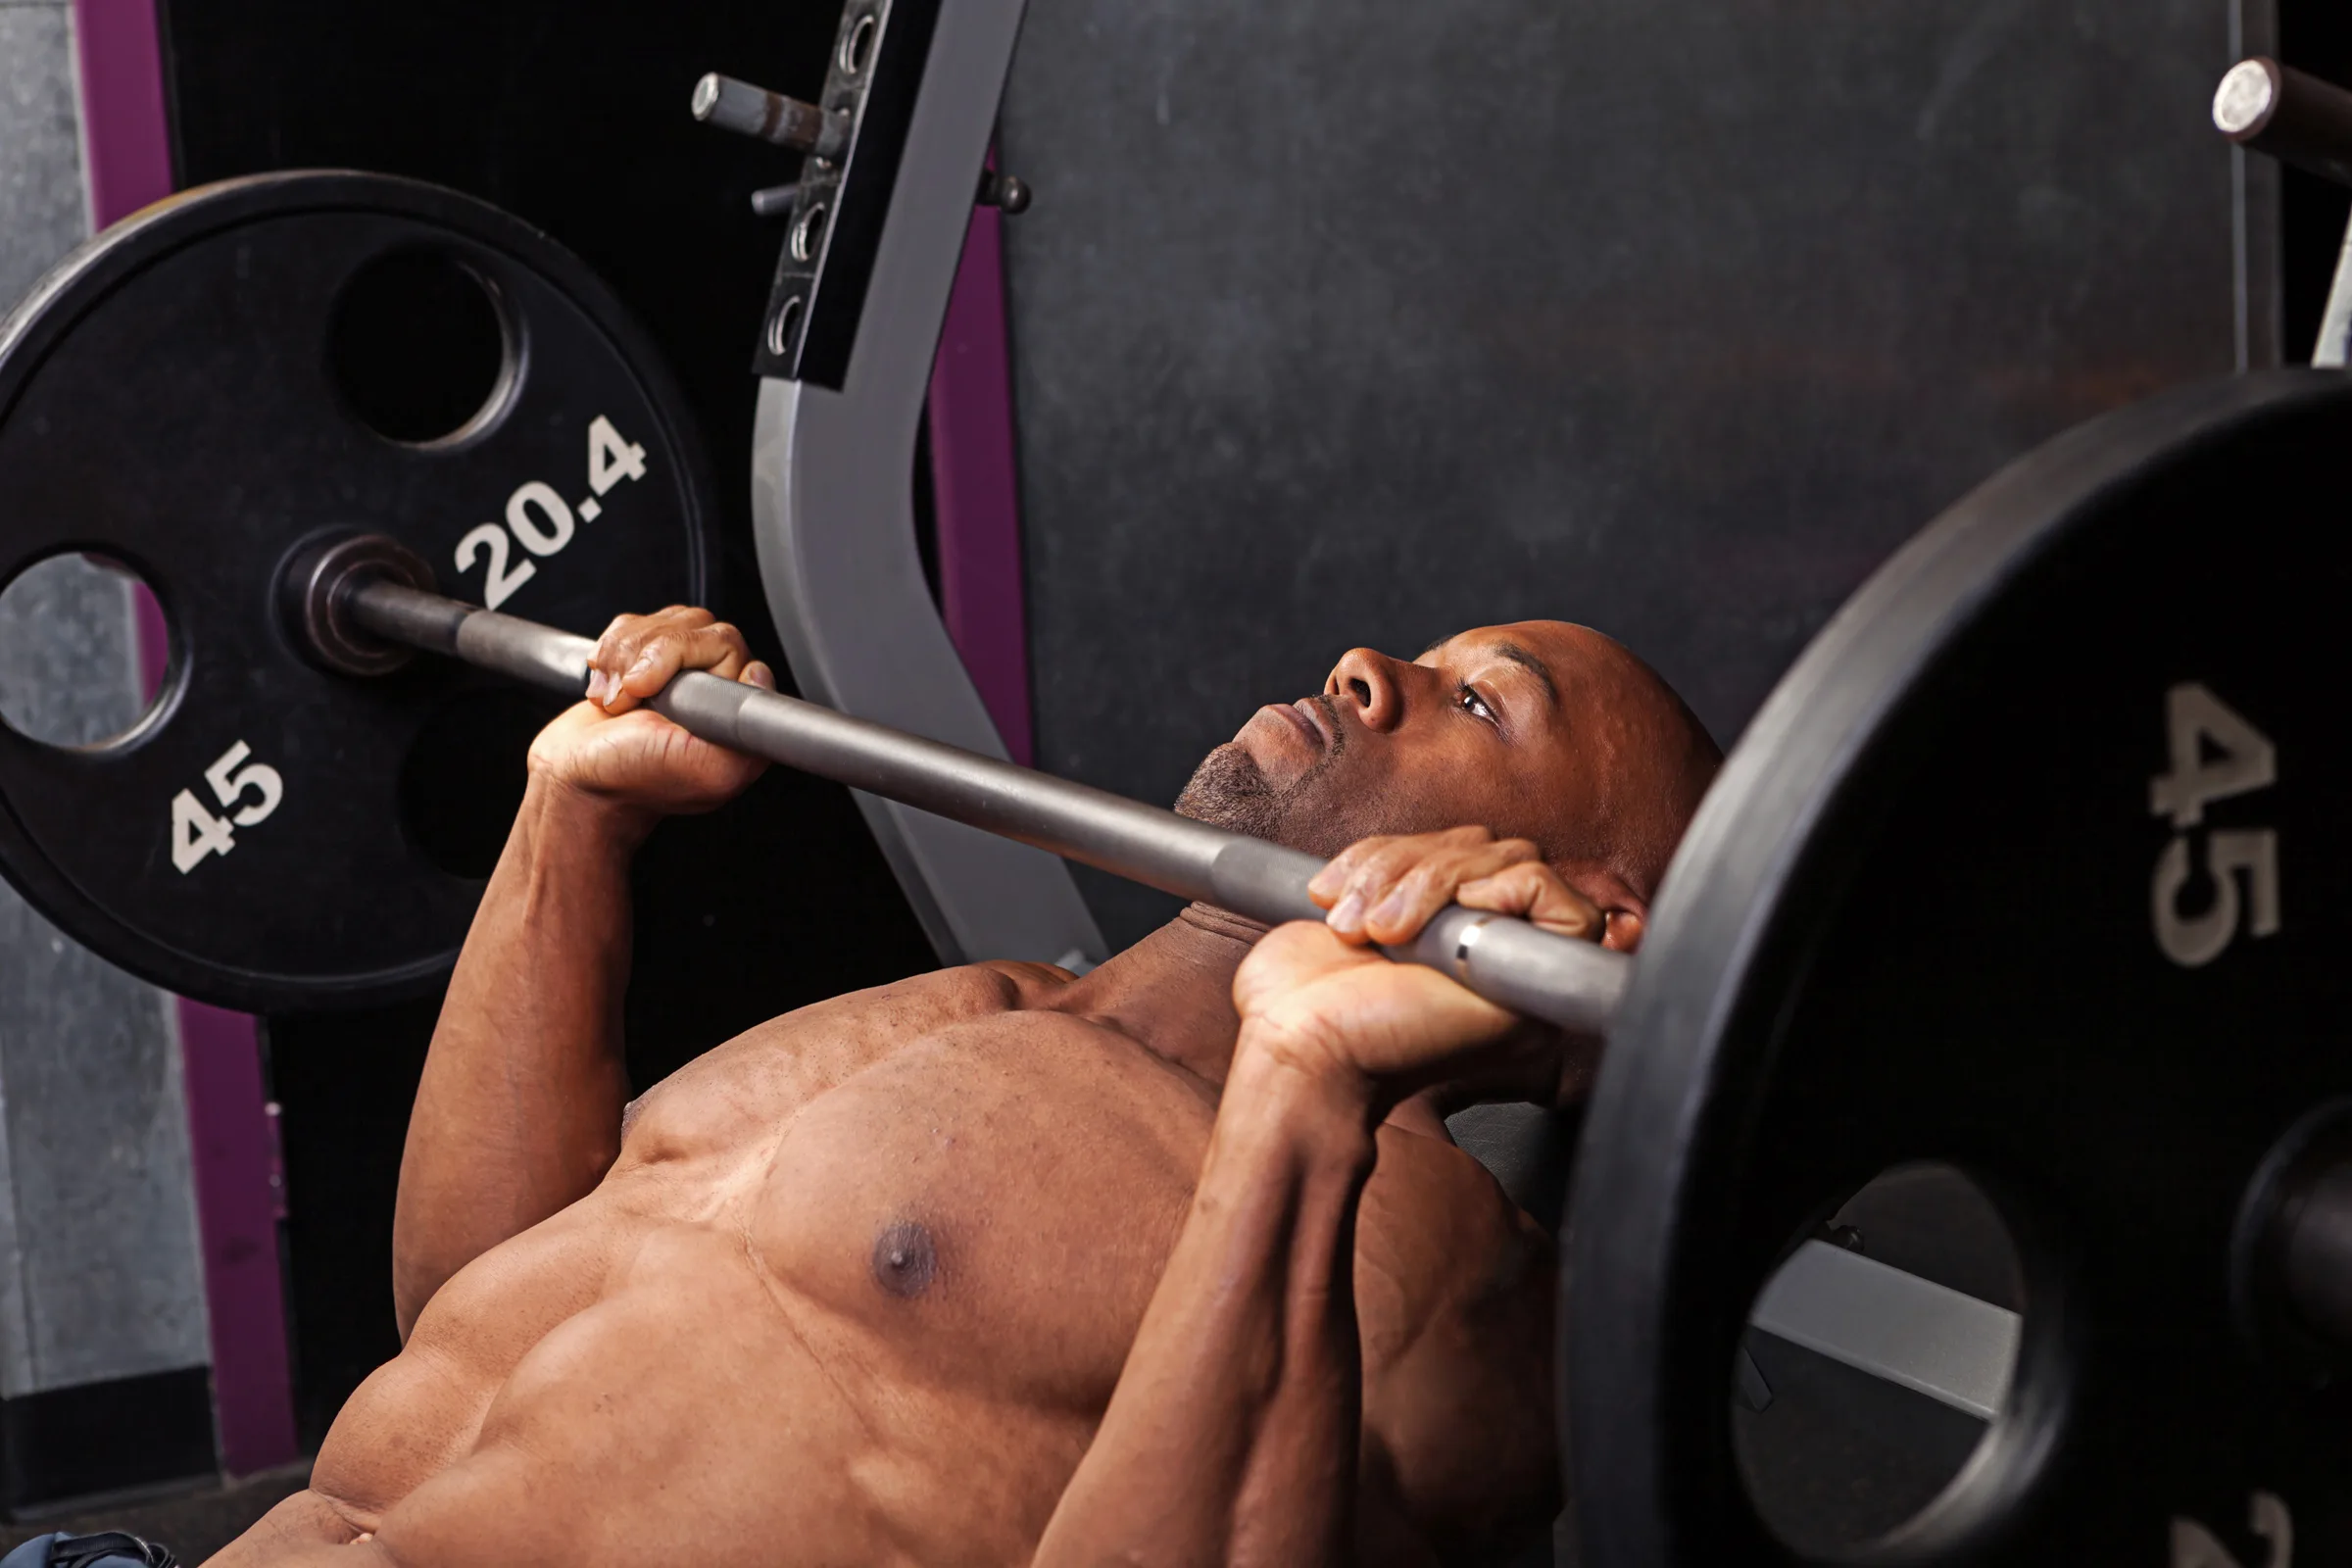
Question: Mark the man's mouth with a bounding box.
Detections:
[1291,698,1335,751]
[1258,699,1329,753]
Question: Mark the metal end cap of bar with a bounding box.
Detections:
[278,532,438,677]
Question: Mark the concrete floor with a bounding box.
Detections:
[0,1464,310,1565]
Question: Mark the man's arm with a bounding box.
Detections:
[389,779,642,1336]
[1037,834,1599,1565]
[389,608,772,1337]
[1033,1046,1380,1568]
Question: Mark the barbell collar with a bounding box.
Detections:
[278,533,436,676]
[340,574,1632,1035]
[1396,906,1629,1036]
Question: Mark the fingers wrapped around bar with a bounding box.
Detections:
[1223,827,1610,1113]
[525,607,779,822]
[583,607,774,711]
[1308,825,1602,946]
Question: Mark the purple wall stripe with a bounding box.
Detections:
[173,1002,297,1471]
[69,0,172,223]
[74,0,300,1474]
[926,170,1036,765]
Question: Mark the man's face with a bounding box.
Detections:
[1175,621,1607,863]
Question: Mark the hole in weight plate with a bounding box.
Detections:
[327,249,513,445]
[399,685,565,879]
[0,553,165,747]
[1732,1161,2027,1559]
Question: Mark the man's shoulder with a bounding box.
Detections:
[752,960,1050,1035]
[966,956,1087,1000]
[866,956,1082,1005]
[795,959,1104,1044]
[622,965,1046,1144]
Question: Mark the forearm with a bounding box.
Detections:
[1036,1050,1376,1568]
[391,774,646,1334]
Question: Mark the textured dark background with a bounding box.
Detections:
[999,0,2298,948]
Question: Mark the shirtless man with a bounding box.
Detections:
[210,607,1719,1568]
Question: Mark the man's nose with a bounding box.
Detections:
[1325,647,1408,733]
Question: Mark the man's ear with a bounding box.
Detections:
[1558,865,1647,954]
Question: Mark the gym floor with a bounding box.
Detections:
[0,1470,310,1565]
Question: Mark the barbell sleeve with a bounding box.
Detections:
[348,580,1632,1035]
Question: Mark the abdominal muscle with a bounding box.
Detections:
[314,1214,1080,1567]
[281,1007,1209,1568]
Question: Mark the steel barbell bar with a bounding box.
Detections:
[287,534,1632,1035]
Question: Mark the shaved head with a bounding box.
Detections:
[1506,623,1721,901]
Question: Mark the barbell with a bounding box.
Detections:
[4,170,2352,1565]
[294,532,1627,1030]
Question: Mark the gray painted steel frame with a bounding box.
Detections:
[750,0,1104,968]
[1749,1240,2020,1421]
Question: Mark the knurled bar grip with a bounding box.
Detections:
[352,582,1632,1035]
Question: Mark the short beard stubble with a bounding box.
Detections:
[1172,695,1347,853]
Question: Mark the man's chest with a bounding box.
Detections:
[632,1011,1219,1410]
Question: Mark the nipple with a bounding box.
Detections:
[871,1219,938,1298]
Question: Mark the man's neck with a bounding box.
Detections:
[1050,904,1269,1086]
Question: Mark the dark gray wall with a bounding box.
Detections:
[1002,0,2274,946]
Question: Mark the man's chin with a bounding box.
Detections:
[1174,743,1341,855]
[1174,744,1289,840]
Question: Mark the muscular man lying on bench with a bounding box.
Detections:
[213,608,1719,1567]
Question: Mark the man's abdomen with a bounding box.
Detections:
[358,1224,1096,1567]
[297,1019,1213,1566]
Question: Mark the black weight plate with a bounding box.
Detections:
[0,172,714,1012]
[1570,368,2352,1564]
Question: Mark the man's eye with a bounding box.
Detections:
[1456,685,1497,724]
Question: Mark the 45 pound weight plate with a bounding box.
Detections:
[1572,369,2352,1564]
[0,172,715,1011]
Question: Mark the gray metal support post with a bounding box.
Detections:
[749,0,1108,969]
